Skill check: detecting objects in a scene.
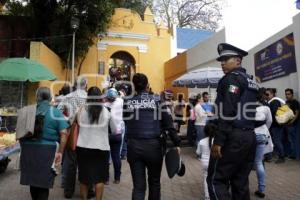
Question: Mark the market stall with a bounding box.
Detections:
[0,57,57,173]
[0,132,19,173]
[0,107,18,132]
[0,57,57,107]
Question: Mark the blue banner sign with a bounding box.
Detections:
[254,33,297,83]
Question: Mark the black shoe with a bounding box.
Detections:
[288,156,296,160]
[64,193,73,199]
[121,156,127,160]
[254,191,265,198]
[264,158,272,163]
[275,158,285,164]
[87,190,95,199]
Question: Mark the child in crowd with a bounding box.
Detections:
[196,122,217,200]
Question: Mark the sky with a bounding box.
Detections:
[218,0,300,50]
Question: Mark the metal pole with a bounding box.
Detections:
[71,31,76,85]
[208,85,211,102]
[20,82,23,108]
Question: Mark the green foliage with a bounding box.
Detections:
[4,0,33,16]
[4,0,153,69]
[116,0,153,17]
[4,0,116,68]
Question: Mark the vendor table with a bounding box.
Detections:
[0,112,17,132]
[0,142,20,173]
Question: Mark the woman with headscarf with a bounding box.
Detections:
[20,87,69,200]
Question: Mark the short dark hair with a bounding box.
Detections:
[257,87,266,102]
[266,88,276,95]
[204,123,218,148]
[59,85,71,96]
[132,73,148,93]
[36,87,51,102]
[285,88,294,95]
[178,94,184,102]
[204,123,217,137]
[196,93,202,100]
[202,92,208,97]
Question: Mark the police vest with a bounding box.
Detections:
[232,70,259,129]
[124,93,161,139]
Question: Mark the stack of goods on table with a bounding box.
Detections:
[0,132,18,173]
[0,132,17,149]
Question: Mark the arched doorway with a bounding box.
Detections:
[109,51,136,82]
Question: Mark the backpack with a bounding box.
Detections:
[270,97,295,124]
[17,105,48,140]
[106,106,122,142]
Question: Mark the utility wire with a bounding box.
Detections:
[0,33,73,42]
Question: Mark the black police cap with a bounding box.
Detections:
[165,148,186,178]
[216,43,248,61]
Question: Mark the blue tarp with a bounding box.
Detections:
[0,142,20,160]
[177,28,213,50]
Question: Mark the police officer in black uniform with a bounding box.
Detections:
[123,73,181,200]
[207,43,259,200]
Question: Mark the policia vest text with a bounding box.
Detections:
[124,92,161,139]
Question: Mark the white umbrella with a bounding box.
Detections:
[172,67,224,88]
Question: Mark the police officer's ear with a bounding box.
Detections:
[235,57,242,65]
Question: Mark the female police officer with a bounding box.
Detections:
[123,73,181,200]
[207,43,259,200]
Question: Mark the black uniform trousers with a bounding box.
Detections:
[30,186,49,200]
[127,138,163,200]
[207,128,256,200]
[62,148,77,196]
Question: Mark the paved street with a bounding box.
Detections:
[0,147,300,200]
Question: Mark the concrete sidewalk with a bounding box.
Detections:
[1,147,300,199]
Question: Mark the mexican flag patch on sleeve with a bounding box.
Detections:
[228,85,240,94]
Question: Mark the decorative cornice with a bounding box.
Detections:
[99,32,151,40]
[97,41,148,53]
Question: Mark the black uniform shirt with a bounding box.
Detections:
[123,92,181,146]
[286,99,300,125]
[214,67,249,146]
[160,103,181,146]
[269,99,282,128]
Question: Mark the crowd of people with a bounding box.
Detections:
[16,42,300,200]
[17,73,182,200]
[159,43,299,200]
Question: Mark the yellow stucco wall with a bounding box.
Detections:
[164,52,188,100]
[29,42,68,104]
[81,8,172,93]
[27,7,172,104]
[77,41,107,88]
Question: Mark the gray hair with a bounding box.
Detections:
[76,77,88,90]
[36,87,52,102]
